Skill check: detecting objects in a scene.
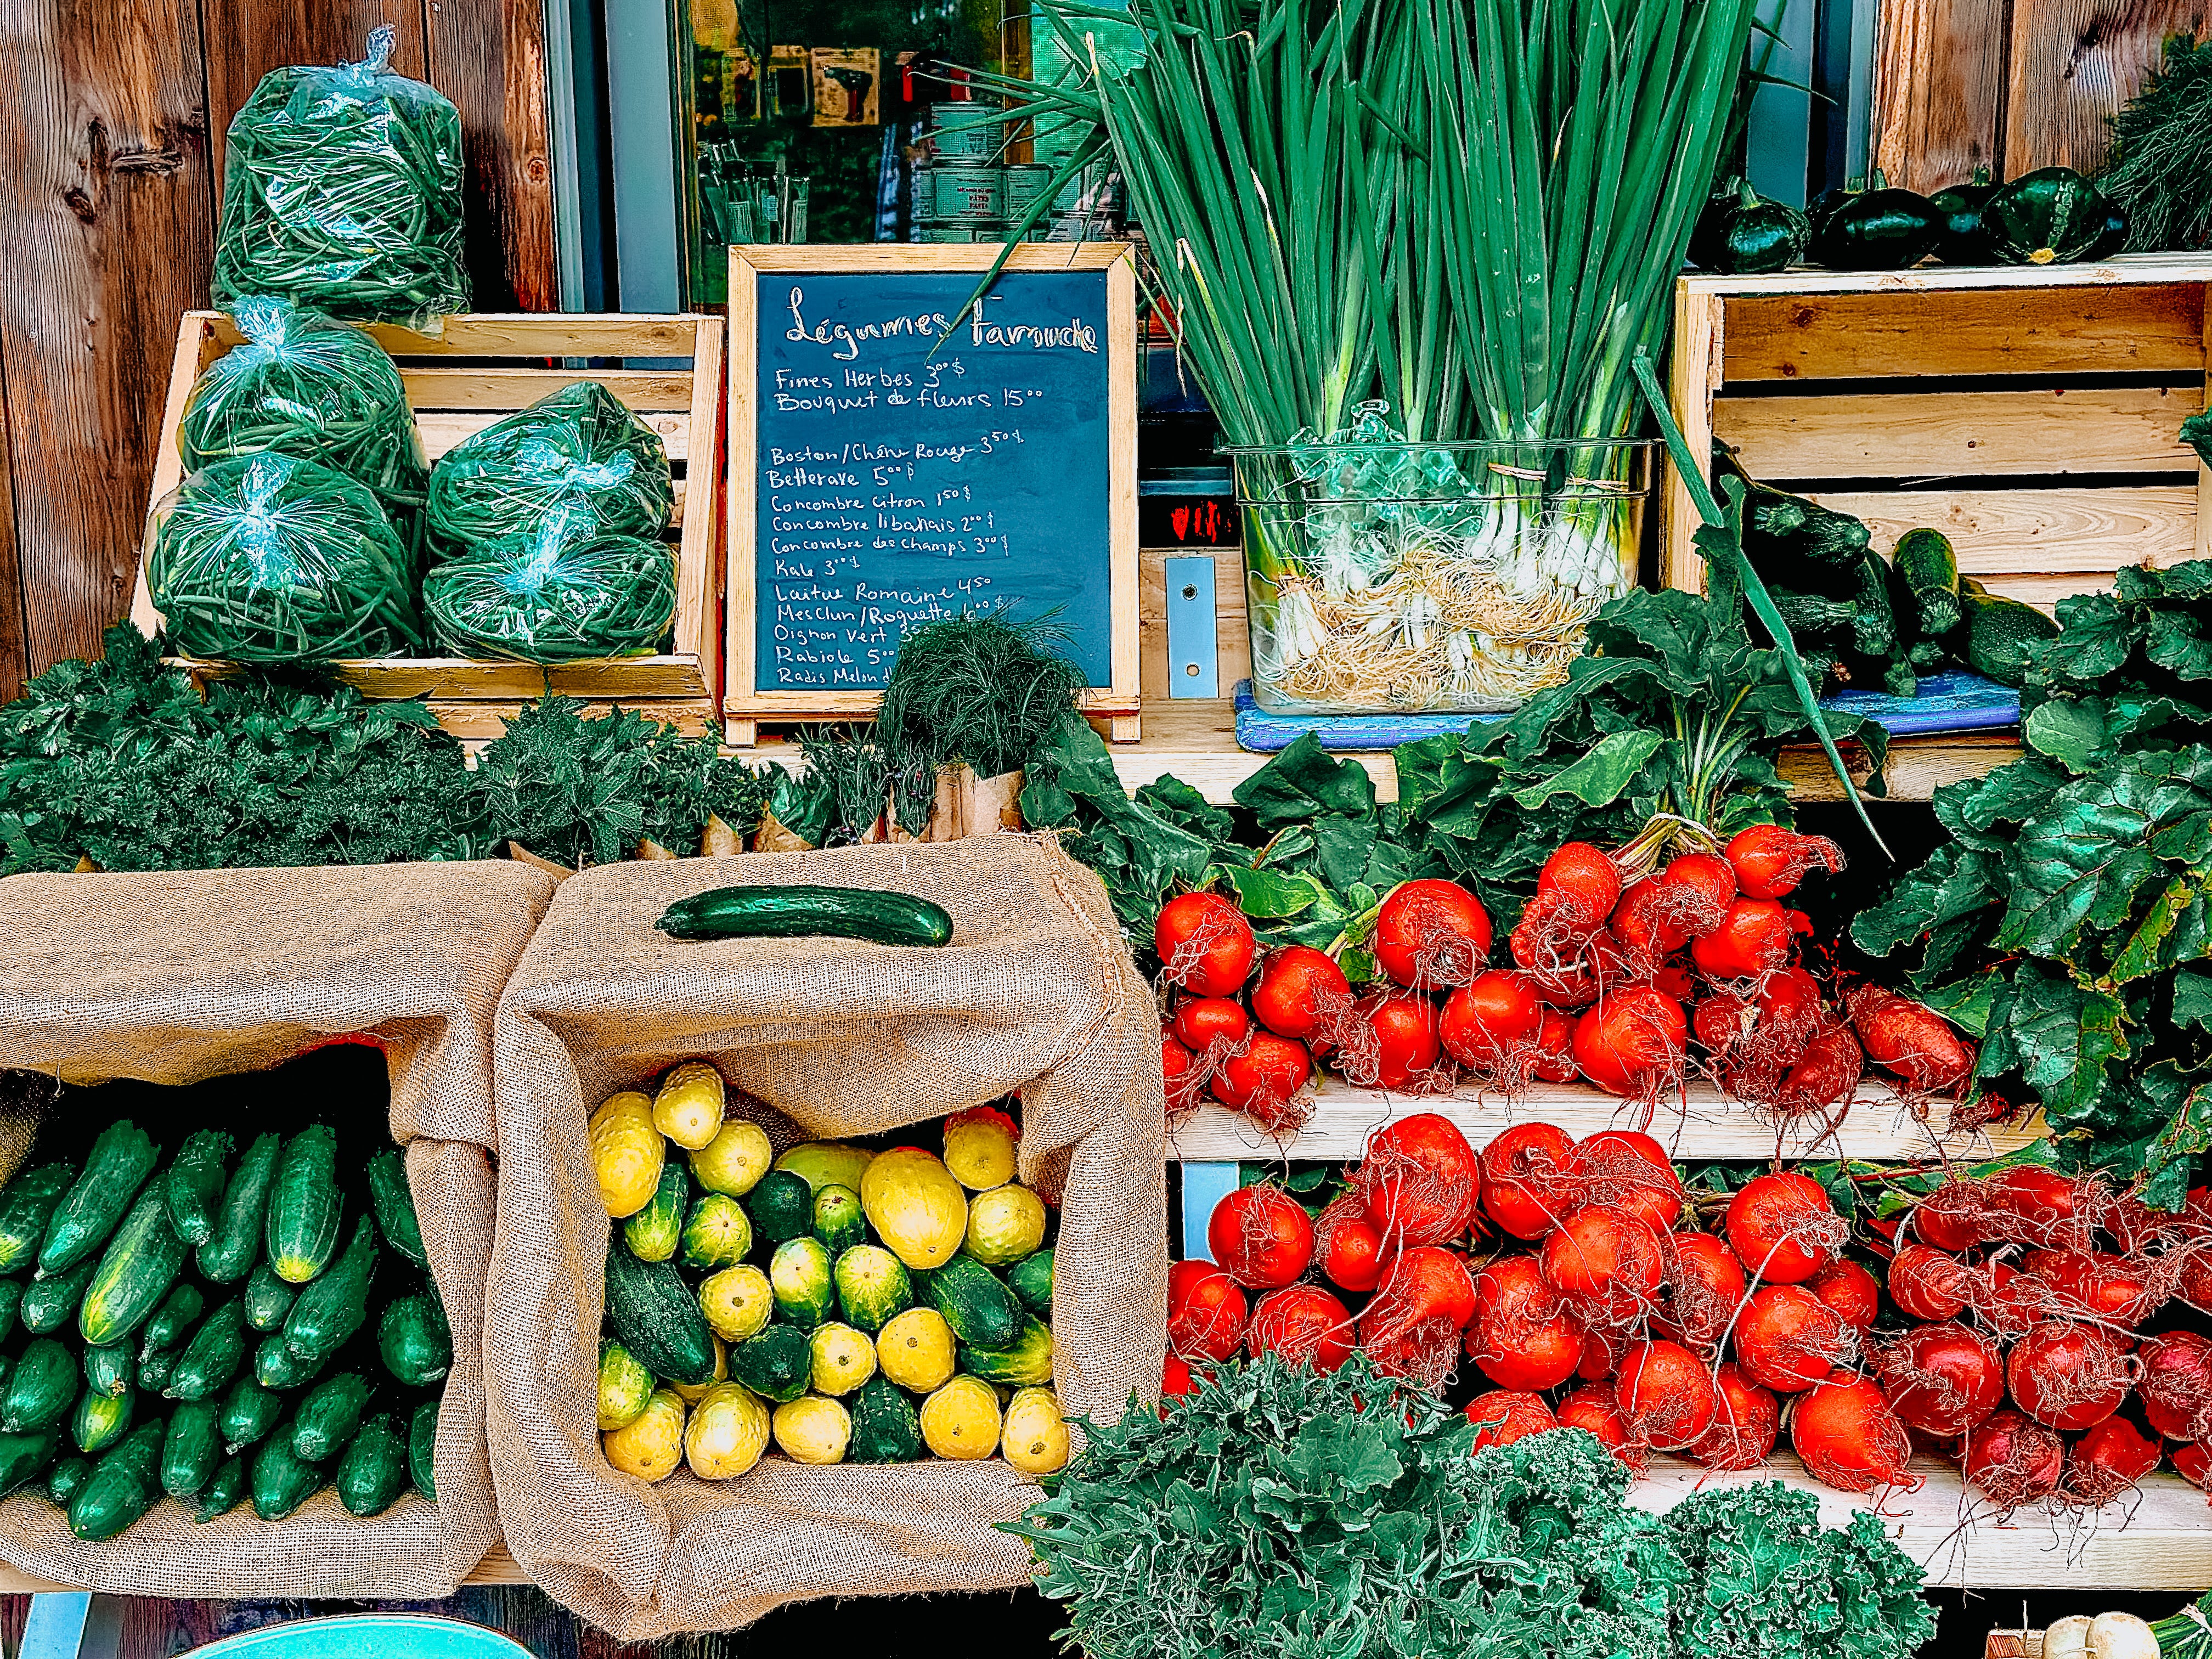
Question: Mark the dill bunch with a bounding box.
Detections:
[2102,32,2212,251]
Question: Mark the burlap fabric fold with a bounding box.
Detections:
[0,861,556,1596]
[486,835,1167,1637]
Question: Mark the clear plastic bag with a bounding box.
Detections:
[145,453,427,663]
[422,513,675,663]
[424,380,674,558]
[210,26,470,330]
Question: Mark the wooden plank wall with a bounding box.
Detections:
[0,0,556,703]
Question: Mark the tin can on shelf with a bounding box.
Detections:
[916,163,1006,221]
[927,101,1005,161]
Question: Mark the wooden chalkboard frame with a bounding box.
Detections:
[723,242,1142,745]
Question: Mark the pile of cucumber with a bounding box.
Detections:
[0,1086,451,1541]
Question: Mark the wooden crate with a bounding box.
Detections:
[129,311,726,731]
[1663,256,2212,607]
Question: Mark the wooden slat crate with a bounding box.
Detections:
[129,311,725,733]
[1662,256,2212,610]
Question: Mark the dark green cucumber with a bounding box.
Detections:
[40,1122,157,1276]
[250,1427,323,1521]
[1007,1248,1053,1314]
[602,1244,714,1385]
[84,1344,134,1400]
[0,1427,58,1496]
[137,1350,176,1393]
[915,1254,1022,1350]
[1894,528,1962,639]
[162,1400,224,1498]
[166,1300,249,1401]
[255,1333,325,1391]
[197,1132,279,1284]
[1958,590,2062,687]
[20,1257,95,1335]
[408,1398,438,1499]
[0,1278,21,1343]
[292,1373,371,1462]
[79,1184,188,1347]
[190,1453,247,1521]
[73,1382,133,1455]
[46,1454,90,1508]
[140,1283,205,1358]
[847,1373,922,1464]
[655,884,955,948]
[219,1376,284,1454]
[164,1130,234,1248]
[379,1290,453,1387]
[336,1413,409,1516]
[283,1216,377,1364]
[243,1260,296,1332]
[1847,552,1899,658]
[0,1166,74,1274]
[70,1418,165,1541]
[366,1149,428,1271]
[266,1126,343,1284]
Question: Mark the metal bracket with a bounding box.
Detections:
[22,1595,123,1659]
[1179,1161,1241,1260]
[1163,555,1220,699]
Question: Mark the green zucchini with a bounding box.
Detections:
[623,1163,688,1263]
[292,1372,371,1462]
[46,1455,91,1508]
[602,1244,715,1386]
[79,1183,188,1347]
[190,1453,247,1521]
[378,1289,453,1387]
[1768,589,1857,641]
[40,1122,157,1277]
[0,1165,74,1274]
[161,1399,224,1498]
[1893,528,1963,638]
[266,1125,343,1284]
[69,1418,165,1541]
[1847,552,1899,657]
[1737,476,1872,574]
[915,1254,1022,1350]
[283,1216,378,1363]
[0,1277,21,1342]
[847,1374,923,1464]
[166,1300,249,1401]
[255,1333,325,1391]
[140,1283,205,1359]
[366,1149,428,1271]
[73,1381,134,1454]
[197,1132,279,1284]
[1007,1248,1053,1314]
[656,884,955,948]
[408,1398,438,1499]
[20,1257,96,1335]
[336,1413,409,1516]
[218,1375,284,1453]
[243,1260,296,1331]
[163,1130,233,1248]
[0,1427,58,1496]
[137,1351,177,1393]
[250,1427,323,1521]
[84,1343,134,1400]
[1957,590,2061,687]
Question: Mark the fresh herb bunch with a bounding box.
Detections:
[1854,559,2212,1203]
[2101,32,2212,252]
[794,725,896,846]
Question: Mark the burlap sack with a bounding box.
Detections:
[0,861,556,1596]
[486,834,1166,1637]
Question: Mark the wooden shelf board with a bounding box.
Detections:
[0,1543,529,1598]
[1170,1074,2047,1163]
[1676,251,2212,298]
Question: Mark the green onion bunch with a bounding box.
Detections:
[146,453,426,663]
[424,381,675,559]
[210,26,470,331]
[422,517,676,663]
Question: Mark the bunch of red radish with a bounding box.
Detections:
[1153,824,1979,1133]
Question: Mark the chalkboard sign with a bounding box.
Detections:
[724,244,1139,744]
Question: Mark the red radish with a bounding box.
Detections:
[1209,1033,1313,1129]
[1154,891,1256,997]
[1535,843,1622,927]
[1373,880,1492,989]
[1356,1113,1481,1248]
[1466,1255,1583,1391]
[1911,1183,1983,1252]
[1691,898,1809,980]
[1650,959,1697,1000]
[1690,1362,1780,1471]
[1250,946,1354,1043]
[1723,823,1844,900]
[1888,1242,1973,1322]
[2023,1248,2166,1327]
[1877,1322,2004,1436]
[1171,997,1250,1053]
[1661,1233,1749,1350]
[2137,1331,2212,1442]
[2008,1322,2132,1431]
[1465,1389,1558,1451]
[1206,1183,1315,1290]
[1246,1284,1354,1373]
[2179,1441,2212,1489]
[1725,1172,1841,1284]
[1557,1380,1645,1473]
[1530,1009,1578,1083]
[1161,1352,1198,1398]
[1539,1204,1666,1324]
[1161,1034,1198,1108]
[1521,949,1602,1011]
[1692,991,1756,1061]
[1571,1129,1683,1231]
[1165,1260,1248,1362]
[1776,1026,1865,1118]
[1578,1327,1620,1382]
[1792,1377,1912,1493]
[1571,988,1688,1099]
[1963,1409,2064,1508]
[1976,1261,2042,1342]
[1982,1166,2090,1247]
[1479,1121,1577,1239]
[1662,851,1738,926]
[1358,993,1442,1091]
[1358,1245,1477,1389]
[1611,877,1691,966]
[1438,972,1542,1077]
[1314,1193,1387,1294]
[1809,1259,1881,1331]
[1616,1339,1719,1449]
[2066,1417,2162,1505]
[1846,984,1973,1092]
[1735,1285,1853,1392]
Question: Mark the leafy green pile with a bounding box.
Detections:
[2101,32,2212,252]
[1009,1353,1932,1659]
[1854,560,2212,1202]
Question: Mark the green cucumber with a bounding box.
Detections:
[292,1372,371,1462]
[79,1184,188,1347]
[84,1343,134,1400]
[1007,1249,1053,1314]
[0,1278,21,1343]
[336,1413,409,1516]
[655,884,955,947]
[243,1260,296,1331]
[408,1398,438,1499]
[960,1314,1056,1386]
[166,1300,249,1401]
[162,1399,224,1498]
[727,1324,810,1403]
[197,1132,279,1284]
[139,1283,205,1358]
[284,1216,378,1363]
[847,1374,923,1464]
[163,1130,233,1248]
[218,1376,284,1453]
[190,1453,247,1521]
[602,1245,714,1385]
[46,1454,90,1508]
[250,1427,323,1521]
[366,1149,428,1271]
[40,1122,157,1276]
[266,1126,342,1284]
[623,1162,687,1263]
[1957,590,2061,688]
[70,1417,165,1541]
[1893,528,1963,639]
[379,1290,453,1386]
[0,1166,74,1274]
[0,1427,58,1496]
[20,1256,95,1335]
[255,1333,324,1391]
[138,1350,177,1393]
[73,1382,134,1454]
[915,1254,1021,1350]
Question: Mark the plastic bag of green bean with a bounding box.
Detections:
[210,26,470,331]
[146,453,428,663]
[425,381,674,558]
[422,511,675,663]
